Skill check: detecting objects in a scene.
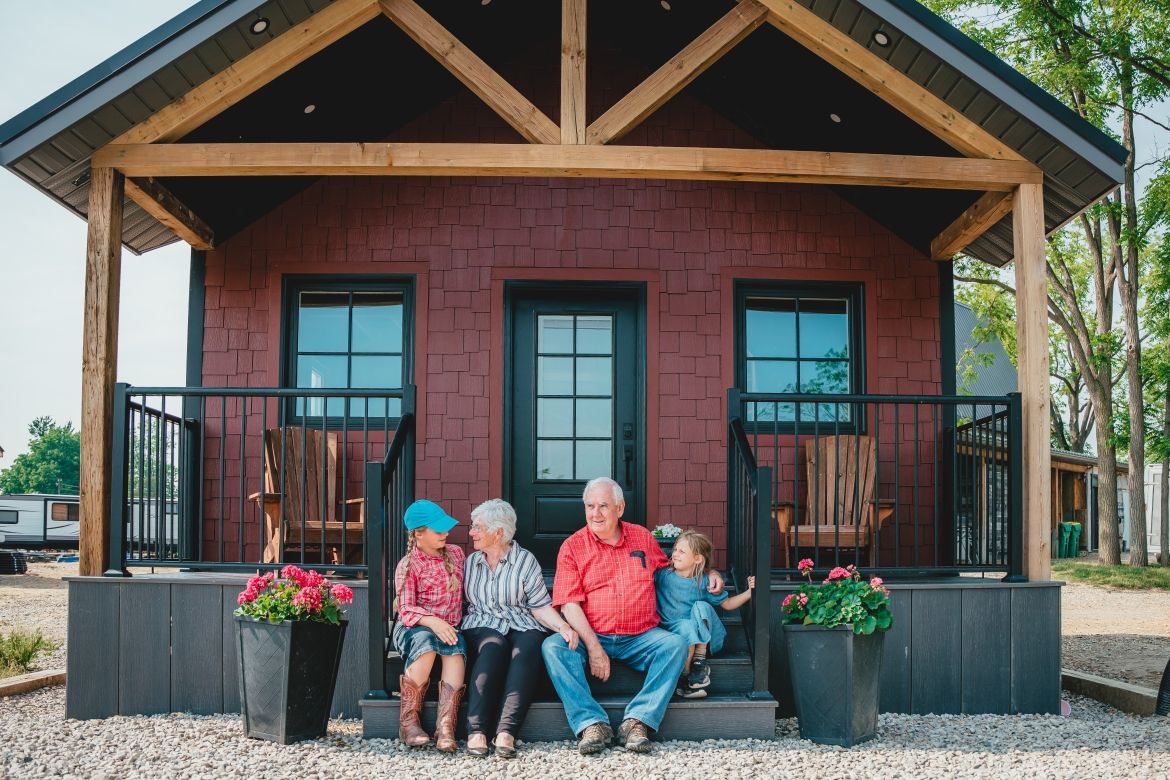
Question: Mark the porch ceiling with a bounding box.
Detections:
[0,0,1125,263]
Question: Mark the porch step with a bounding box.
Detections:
[383,650,756,697]
[359,694,777,742]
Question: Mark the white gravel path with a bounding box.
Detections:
[2,686,1167,779]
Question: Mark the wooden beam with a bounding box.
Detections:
[588,0,767,145]
[380,0,560,145]
[561,0,587,144]
[109,0,380,146]
[93,142,1043,190]
[930,191,1014,260]
[124,177,215,250]
[1012,181,1052,580]
[80,167,124,577]
[758,0,1024,161]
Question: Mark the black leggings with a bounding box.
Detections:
[463,626,546,736]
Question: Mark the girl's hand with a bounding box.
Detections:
[747,575,756,590]
[559,626,579,651]
[425,618,458,645]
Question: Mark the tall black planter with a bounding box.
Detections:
[783,624,884,747]
[235,616,348,744]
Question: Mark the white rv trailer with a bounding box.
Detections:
[0,494,80,549]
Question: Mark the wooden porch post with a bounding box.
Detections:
[79,167,124,577]
[1012,181,1052,580]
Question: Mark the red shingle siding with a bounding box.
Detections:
[200,91,941,565]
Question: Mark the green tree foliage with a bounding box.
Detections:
[0,417,80,495]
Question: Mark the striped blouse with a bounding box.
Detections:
[461,542,551,634]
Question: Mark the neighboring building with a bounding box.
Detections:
[0,0,1125,731]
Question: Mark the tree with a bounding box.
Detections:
[925,0,1170,566]
[0,418,81,495]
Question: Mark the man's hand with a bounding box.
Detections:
[420,616,459,645]
[706,568,725,595]
[587,645,611,681]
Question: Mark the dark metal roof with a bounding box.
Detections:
[0,0,1126,262]
[954,301,1017,396]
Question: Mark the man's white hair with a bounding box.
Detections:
[470,498,517,544]
[582,476,624,504]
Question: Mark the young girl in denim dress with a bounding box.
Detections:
[392,499,466,752]
[654,530,755,698]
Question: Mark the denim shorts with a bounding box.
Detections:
[392,623,467,668]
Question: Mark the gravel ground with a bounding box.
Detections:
[1061,581,1170,689]
[2,686,1167,779]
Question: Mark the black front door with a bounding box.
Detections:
[505,284,644,564]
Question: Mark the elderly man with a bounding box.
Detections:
[542,477,721,755]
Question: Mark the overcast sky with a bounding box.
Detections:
[0,2,1166,474]
[0,1,192,470]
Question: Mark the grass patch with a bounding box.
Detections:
[1052,561,1170,590]
[0,629,58,676]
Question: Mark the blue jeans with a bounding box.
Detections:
[541,627,688,736]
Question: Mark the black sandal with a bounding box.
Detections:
[493,735,517,759]
[466,733,490,758]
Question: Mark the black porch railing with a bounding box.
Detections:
[109,384,414,577]
[732,389,1024,579]
[727,404,772,698]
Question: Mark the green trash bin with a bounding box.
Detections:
[1068,522,1082,557]
[1058,522,1073,558]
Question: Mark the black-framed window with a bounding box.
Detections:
[0,510,18,525]
[283,277,412,420]
[735,281,864,426]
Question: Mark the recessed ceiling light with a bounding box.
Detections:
[303,104,317,114]
[829,113,842,123]
[872,30,891,47]
[481,0,492,5]
[250,17,269,35]
[661,0,672,10]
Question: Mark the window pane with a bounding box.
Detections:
[296,354,345,417]
[746,359,797,393]
[800,360,849,394]
[576,357,612,395]
[348,396,402,418]
[351,292,403,353]
[798,401,851,423]
[537,440,573,480]
[538,398,573,437]
[297,292,349,352]
[575,440,612,480]
[576,316,613,355]
[799,300,848,358]
[351,356,401,389]
[575,398,612,438]
[745,301,795,358]
[538,316,574,354]
[746,401,795,423]
[538,357,573,395]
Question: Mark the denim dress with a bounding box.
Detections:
[654,568,728,654]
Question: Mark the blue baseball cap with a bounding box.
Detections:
[403,499,459,533]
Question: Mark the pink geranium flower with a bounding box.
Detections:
[782,562,893,636]
[234,567,351,626]
[826,566,850,581]
[870,577,884,588]
[330,584,354,605]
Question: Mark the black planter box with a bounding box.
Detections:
[235,616,348,744]
[783,624,884,747]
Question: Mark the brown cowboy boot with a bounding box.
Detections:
[434,680,466,753]
[398,675,431,748]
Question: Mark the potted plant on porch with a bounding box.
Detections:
[234,565,354,744]
[780,559,893,747]
[652,523,682,555]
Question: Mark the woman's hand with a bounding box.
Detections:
[421,617,459,645]
[559,625,579,651]
[706,568,725,594]
[587,645,611,681]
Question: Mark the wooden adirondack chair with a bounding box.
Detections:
[774,435,892,568]
[251,427,365,565]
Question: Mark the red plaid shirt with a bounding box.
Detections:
[552,522,669,635]
[394,544,465,628]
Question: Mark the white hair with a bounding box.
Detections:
[582,477,624,504]
[470,498,517,544]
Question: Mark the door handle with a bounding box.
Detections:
[624,445,633,486]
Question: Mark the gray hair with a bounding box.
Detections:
[582,477,624,504]
[470,498,517,544]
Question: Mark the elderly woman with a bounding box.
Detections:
[462,499,577,758]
